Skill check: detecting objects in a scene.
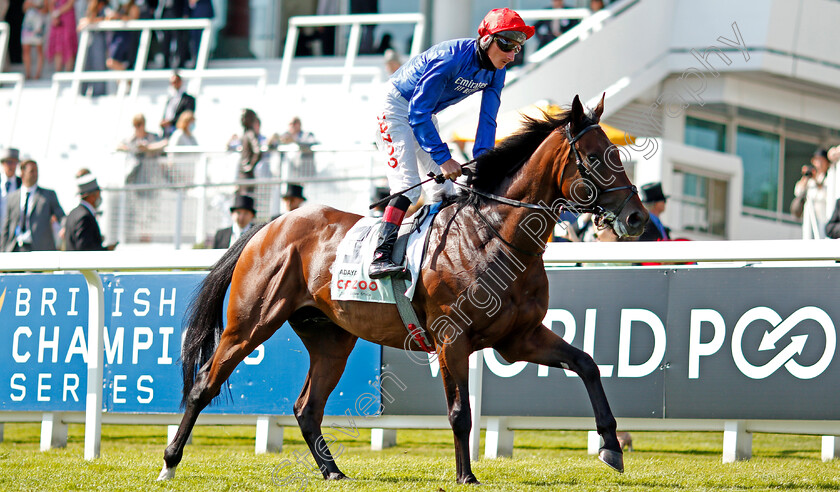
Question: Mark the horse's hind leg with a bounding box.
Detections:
[160,290,296,480]
[290,309,358,480]
[494,324,624,473]
[437,344,479,484]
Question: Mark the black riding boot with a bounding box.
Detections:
[369,222,405,279]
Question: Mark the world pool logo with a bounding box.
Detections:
[731,306,836,380]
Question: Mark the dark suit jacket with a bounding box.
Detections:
[638,215,671,242]
[1,186,65,251]
[213,227,233,249]
[64,203,106,251]
[163,92,196,133]
[826,198,840,239]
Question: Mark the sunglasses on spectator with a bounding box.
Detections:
[494,36,522,54]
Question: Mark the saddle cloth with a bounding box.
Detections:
[330,204,440,304]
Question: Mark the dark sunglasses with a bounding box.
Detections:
[494,36,522,54]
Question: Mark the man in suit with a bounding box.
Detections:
[0,147,22,226]
[213,195,256,249]
[64,174,116,251]
[1,159,66,252]
[638,182,671,241]
[160,72,196,138]
[282,183,306,213]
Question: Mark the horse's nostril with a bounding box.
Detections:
[626,212,644,230]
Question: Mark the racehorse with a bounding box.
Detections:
[159,94,649,484]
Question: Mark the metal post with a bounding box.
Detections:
[722,420,751,463]
[81,270,104,460]
[194,155,208,247]
[370,429,397,450]
[255,416,284,454]
[130,28,153,98]
[342,23,361,90]
[279,25,299,86]
[118,189,128,244]
[174,190,184,249]
[468,351,483,461]
[40,412,68,451]
[194,22,212,93]
[71,29,91,99]
[484,418,513,458]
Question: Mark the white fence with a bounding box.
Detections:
[2,240,840,463]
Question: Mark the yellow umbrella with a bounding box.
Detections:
[451,100,635,146]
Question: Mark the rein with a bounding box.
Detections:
[458,122,639,256]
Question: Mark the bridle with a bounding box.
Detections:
[458,122,639,256]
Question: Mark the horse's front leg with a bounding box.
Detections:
[437,343,480,484]
[494,324,624,473]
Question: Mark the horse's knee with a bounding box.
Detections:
[573,352,600,381]
[448,400,471,437]
[295,403,323,437]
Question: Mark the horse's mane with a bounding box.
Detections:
[443,108,598,209]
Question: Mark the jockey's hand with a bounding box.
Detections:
[440,159,463,181]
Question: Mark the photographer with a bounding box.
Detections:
[791,148,835,239]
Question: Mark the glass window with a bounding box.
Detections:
[736,126,780,212]
[685,117,726,153]
[783,139,816,216]
[673,170,727,237]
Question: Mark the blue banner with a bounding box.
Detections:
[0,273,380,415]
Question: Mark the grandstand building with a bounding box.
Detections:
[1,0,838,247]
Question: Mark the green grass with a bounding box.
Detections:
[1,423,839,491]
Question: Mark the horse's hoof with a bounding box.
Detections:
[457,474,481,484]
[157,465,176,481]
[326,472,351,480]
[598,448,624,473]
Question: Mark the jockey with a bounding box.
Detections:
[370,8,535,279]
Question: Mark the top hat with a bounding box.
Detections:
[1,148,20,162]
[283,184,306,201]
[814,148,829,160]
[230,195,256,214]
[641,182,667,203]
[76,174,101,196]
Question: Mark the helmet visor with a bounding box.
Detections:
[495,30,527,45]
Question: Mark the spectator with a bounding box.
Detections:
[0,148,22,227]
[638,182,671,241]
[157,0,189,69]
[168,110,197,146]
[383,48,401,75]
[186,0,214,67]
[279,116,318,178]
[535,0,579,49]
[106,0,141,72]
[21,0,47,79]
[47,0,78,72]
[792,148,835,240]
[236,108,262,195]
[78,0,110,97]
[824,198,840,239]
[160,72,196,138]
[282,184,306,213]
[315,0,338,56]
[1,159,66,252]
[64,173,116,251]
[228,116,276,179]
[117,113,162,184]
[213,194,256,248]
[350,0,378,54]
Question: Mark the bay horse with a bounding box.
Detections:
[159,95,648,484]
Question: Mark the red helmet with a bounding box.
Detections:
[477,8,535,42]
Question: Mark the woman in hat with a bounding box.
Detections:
[792,147,835,239]
[370,7,534,279]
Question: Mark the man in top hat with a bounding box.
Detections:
[64,173,116,251]
[0,148,22,226]
[638,182,670,241]
[213,195,256,249]
[282,183,306,213]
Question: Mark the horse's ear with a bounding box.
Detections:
[570,95,584,129]
[592,93,606,121]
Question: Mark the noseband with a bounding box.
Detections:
[564,123,638,227]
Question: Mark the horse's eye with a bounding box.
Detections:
[587,154,601,165]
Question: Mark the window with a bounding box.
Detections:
[685,117,726,152]
[736,126,780,212]
[782,139,815,216]
[672,170,727,237]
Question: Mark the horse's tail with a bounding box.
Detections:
[180,222,269,407]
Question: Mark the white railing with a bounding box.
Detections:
[0,22,24,147]
[2,240,839,461]
[72,18,213,97]
[279,13,425,89]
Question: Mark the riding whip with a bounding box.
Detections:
[369,161,475,210]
